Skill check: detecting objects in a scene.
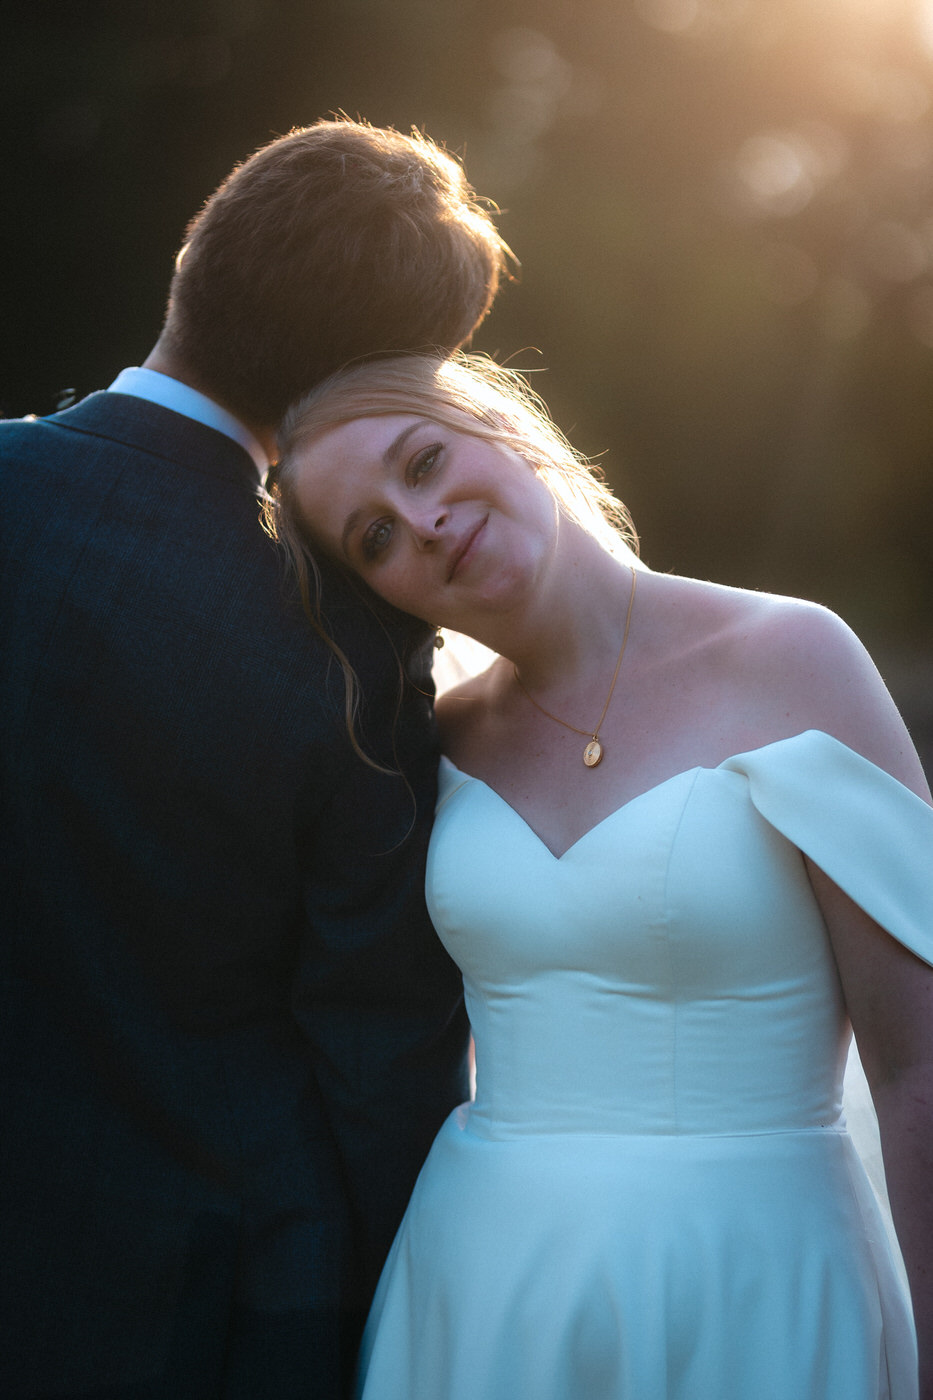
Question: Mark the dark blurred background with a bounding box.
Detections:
[3,0,932,764]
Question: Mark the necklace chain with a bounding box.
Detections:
[513,567,638,769]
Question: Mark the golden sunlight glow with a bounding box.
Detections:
[634,0,933,48]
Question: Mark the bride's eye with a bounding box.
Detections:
[361,518,393,560]
[407,443,441,485]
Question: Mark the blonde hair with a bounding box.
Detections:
[262,351,638,761]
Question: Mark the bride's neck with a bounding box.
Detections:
[492,542,641,692]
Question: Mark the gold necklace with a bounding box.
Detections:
[513,567,637,769]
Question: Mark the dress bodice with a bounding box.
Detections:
[427,731,933,1141]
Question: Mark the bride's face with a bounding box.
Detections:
[289,412,560,630]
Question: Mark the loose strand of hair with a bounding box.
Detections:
[261,487,398,776]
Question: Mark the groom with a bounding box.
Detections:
[0,119,507,1399]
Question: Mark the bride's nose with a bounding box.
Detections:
[408,501,449,547]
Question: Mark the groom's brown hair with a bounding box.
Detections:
[159,117,511,429]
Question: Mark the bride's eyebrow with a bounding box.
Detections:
[340,420,427,558]
[383,419,425,469]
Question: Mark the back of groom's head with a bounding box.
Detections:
[157,117,511,430]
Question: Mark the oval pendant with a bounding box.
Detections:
[583,738,603,768]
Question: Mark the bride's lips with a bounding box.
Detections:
[447,516,488,581]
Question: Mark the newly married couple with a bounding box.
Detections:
[1,117,931,1400]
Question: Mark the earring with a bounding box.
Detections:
[433,627,445,650]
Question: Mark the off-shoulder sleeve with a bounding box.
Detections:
[720,729,933,968]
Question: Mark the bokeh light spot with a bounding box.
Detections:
[731,125,848,218]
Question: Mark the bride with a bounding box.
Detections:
[265,352,933,1400]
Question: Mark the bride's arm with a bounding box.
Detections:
[811,862,933,1399]
[788,605,933,1396]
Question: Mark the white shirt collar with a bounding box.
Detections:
[107,367,269,476]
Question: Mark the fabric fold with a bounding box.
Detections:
[720,730,933,969]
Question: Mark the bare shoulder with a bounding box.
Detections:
[656,573,929,798]
[738,589,926,793]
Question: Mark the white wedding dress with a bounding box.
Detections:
[357,730,932,1400]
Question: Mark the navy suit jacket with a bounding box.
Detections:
[0,393,470,1399]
